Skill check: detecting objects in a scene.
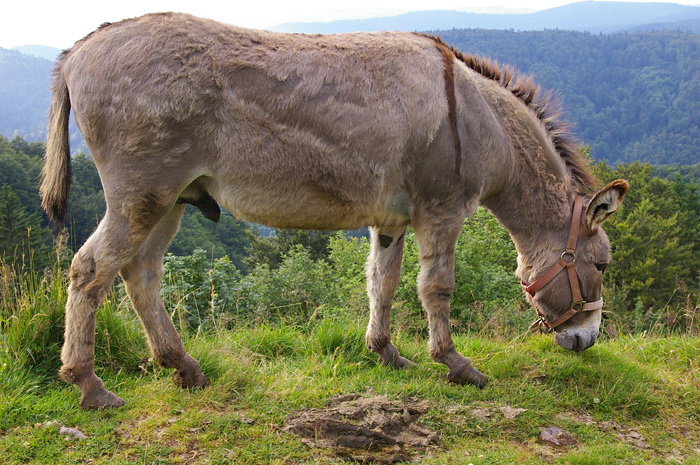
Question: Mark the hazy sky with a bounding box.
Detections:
[3,0,699,49]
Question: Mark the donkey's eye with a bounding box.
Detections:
[595,263,608,273]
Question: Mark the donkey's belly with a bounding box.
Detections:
[207,179,412,230]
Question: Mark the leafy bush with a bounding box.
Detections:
[326,233,370,314]
[161,249,244,331]
[452,208,527,333]
[242,246,335,323]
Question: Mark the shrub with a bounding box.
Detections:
[241,246,334,323]
[161,249,244,331]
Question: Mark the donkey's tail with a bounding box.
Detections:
[40,54,72,231]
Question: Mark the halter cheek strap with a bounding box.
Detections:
[521,195,604,333]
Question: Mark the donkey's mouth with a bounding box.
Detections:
[554,330,599,352]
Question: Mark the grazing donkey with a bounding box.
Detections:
[41,13,628,409]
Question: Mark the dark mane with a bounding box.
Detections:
[426,35,599,193]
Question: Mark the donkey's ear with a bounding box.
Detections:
[584,179,629,233]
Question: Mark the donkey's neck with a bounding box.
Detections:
[478,124,576,280]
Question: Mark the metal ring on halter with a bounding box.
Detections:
[561,251,575,263]
[538,318,554,333]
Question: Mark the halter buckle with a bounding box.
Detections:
[529,316,554,334]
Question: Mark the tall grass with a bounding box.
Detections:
[0,241,148,390]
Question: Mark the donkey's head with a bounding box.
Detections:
[520,180,629,352]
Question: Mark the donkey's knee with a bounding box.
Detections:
[68,249,112,307]
[417,277,455,359]
[417,268,455,305]
[120,261,163,288]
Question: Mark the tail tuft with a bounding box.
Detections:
[40,55,72,232]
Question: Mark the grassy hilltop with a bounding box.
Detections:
[1,255,698,464]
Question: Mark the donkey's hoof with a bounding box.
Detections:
[378,344,417,369]
[447,364,488,388]
[172,354,210,389]
[173,369,210,389]
[80,388,126,410]
[390,355,417,369]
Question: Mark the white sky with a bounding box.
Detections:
[2,0,700,49]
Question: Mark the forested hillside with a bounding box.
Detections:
[435,28,700,165]
[0,48,52,141]
[2,28,699,165]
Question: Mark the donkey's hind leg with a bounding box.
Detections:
[60,209,161,409]
[119,204,209,389]
[412,212,488,388]
[365,226,415,368]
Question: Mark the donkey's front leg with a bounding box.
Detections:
[365,226,415,369]
[414,215,488,388]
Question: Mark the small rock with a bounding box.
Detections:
[538,426,577,446]
[59,426,87,440]
[618,429,648,450]
[556,412,594,425]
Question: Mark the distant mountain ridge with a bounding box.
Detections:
[12,45,61,61]
[0,47,84,151]
[273,1,700,34]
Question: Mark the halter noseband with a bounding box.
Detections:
[521,195,604,333]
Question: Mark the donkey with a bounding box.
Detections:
[41,13,628,409]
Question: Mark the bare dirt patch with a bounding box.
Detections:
[283,394,440,463]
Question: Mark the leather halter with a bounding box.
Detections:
[521,195,604,333]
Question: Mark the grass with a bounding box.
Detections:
[1,257,698,463]
[1,317,699,464]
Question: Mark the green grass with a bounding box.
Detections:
[1,315,698,464]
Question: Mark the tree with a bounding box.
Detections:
[0,184,51,271]
[10,135,44,157]
[167,208,254,273]
[0,136,43,215]
[65,152,105,249]
[244,229,335,271]
[594,160,699,326]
